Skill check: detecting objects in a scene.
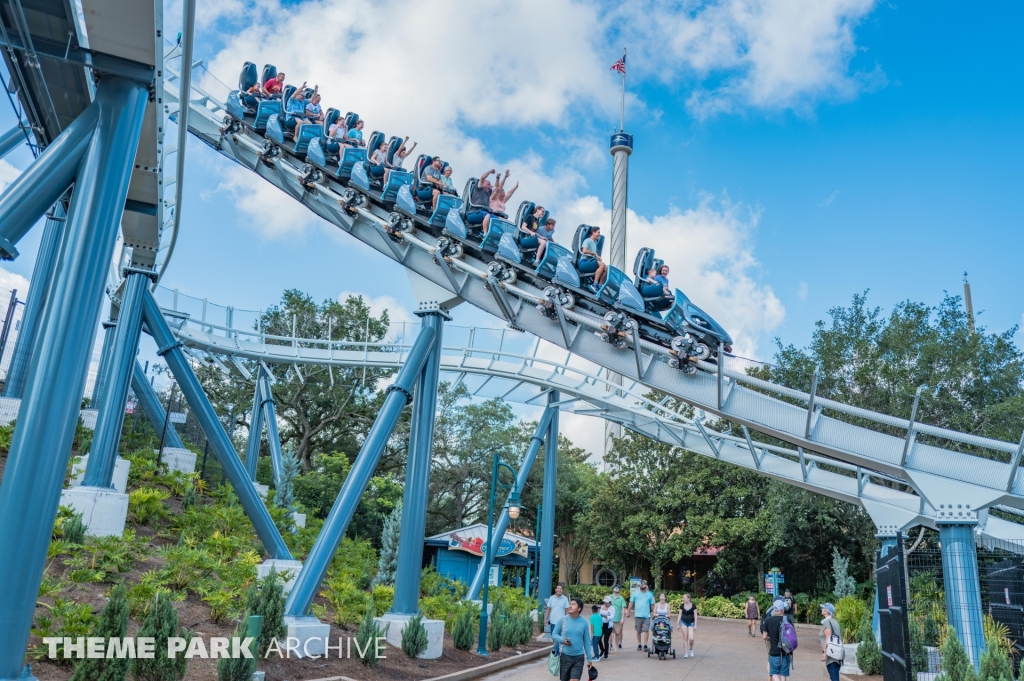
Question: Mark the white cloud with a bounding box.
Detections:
[0,265,29,294]
[562,193,784,358]
[614,0,884,118]
[822,189,840,205]
[0,159,20,195]
[209,164,326,237]
[797,281,809,300]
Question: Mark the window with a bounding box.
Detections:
[594,567,617,587]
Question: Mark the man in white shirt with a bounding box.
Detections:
[544,584,570,654]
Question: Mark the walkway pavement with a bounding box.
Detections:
[481,617,829,681]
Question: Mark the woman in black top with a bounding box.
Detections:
[675,593,698,658]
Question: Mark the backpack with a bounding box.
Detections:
[779,616,799,654]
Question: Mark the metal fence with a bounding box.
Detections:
[0,286,25,386]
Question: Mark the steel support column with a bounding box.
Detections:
[244,378,264,481]
[91,321,117,407]
[466,405,556,601]
[141,288,293,559]
[0,101,100,261]
[131,360,184,449]
[0,77,147,681]
[3,201,67,398]
[391,311,446,614]
[537,390,559,610]
[872,535,898,644]
[939,522,986,668]
[82,272,150,487]
[0,121,27,160]
[286,323,438,617]
[260,370,286,486]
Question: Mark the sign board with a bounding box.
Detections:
[125,402,136,414]
[447,527,528,558]
[765,573,785,584]
[169,411,187,424]
[488,566,501,587]
[765,580,774,594]
[1006,587,1012,605]
[629,576,642,597]
[886,585,893,608]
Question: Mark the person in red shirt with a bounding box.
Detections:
[263,72,285,99]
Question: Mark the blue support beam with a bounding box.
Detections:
[131,360,184,449]
[939,523,986,668]
[0,121,27,161]
[537,390,559,610]
[466,404,556,601]
[392,310,446,615]
[285,322,438,617]
[0,100,100,261]
[91,321,117,408]
[2,200,66,398]
[0,77,148,681]
[141,288,293,560]
[83,272,150,487]
[244,377,264,481]
[259,369,285,486]
[872,535,898,644]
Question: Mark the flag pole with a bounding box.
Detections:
[619,48,626,132]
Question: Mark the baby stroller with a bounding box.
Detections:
[647,615,676,660]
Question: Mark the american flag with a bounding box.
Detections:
[610,54,626,75]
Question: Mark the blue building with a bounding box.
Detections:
[424,524,538,589]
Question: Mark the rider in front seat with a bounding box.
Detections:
[419,156,445,210]
[467,171,494,235]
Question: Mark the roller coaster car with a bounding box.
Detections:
[664,290,733,373]
[404,155,462,228]
[227,63,283,134]
[349,131,414,205]
[633,247,674,315]
[548,225,645,314]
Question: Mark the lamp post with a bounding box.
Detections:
[477,451,521,656]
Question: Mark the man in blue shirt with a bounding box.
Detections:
[552,597,595,681]
[284,82,314,139]
[579,226,607,291]
[627,580,656,651]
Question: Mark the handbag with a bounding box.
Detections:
[824,618,845,661]
[548,650,561,676]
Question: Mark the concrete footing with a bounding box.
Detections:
[292,511,306,528]
[79,408,98,430]
[376,613,444,659]
[256,559,303,595]
[59,486,129,537]
[69,455,130,494]
[254,483,269,500]
[283,616,331,658]
[156,447,197,474]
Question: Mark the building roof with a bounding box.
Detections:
[426,523,537,546]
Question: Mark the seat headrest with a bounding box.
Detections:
[283,85,296,103]
[345,112,359,128]
[367,131,384,152]
[240,62,258,91]
[261,64,278,86]
[386,136,401,162]
[324,108,340,127]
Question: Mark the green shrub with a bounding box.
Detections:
[909,614,929,673]
[31,598,98,666]
[693,595,745,619]
[488,603,507,652]
[835,595,868,643]
[62,510,87,545]
[374,501,401,586]
[181,483,196,510]
[401,614,429,658]
[856,613,883,675]
[978,634,1014,681]
[936,627,976,681]
[128,488,169,525]
[355,602,386,668]
[132,592,191,681]
[0,419,15,451]
[371,585,394,615]
[452,604,477,651]
[321,574,369,625]
[69,583,129,681]
[216,619,256,681]
[245,569,287,656]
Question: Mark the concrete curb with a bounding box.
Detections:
[425,645,554,681]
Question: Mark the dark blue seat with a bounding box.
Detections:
[261,64,278,89]
[480,218,522,263]
[253,99,281,133]
[410,154,433,209]
[239,62,259,110]
[294,124,323,156]
[460,177,492,230]
[570,224,604,286]
[513,200,550,256]
[596,266,645,312]
[632,247,672,314]
[538,242,575,282]
[429,194,463,228]
[380,169,413,203]
[321,109,341,156]
[337,147,367,181]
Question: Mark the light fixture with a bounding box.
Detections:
[507,489,521,519]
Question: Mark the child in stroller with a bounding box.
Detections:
[648,615,676,660]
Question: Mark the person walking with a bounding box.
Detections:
[676,593,698,658]
[626,579,655,651]
[545,584,570,655]
[819,603,843,681]
[782,589,797,619]
[610,585,627,650]
[746,594,761,637]
[761,600,792,680]
[599,596,615,659]
[551,598,596,681]
[589,606,604,659]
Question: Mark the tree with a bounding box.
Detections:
[275,446,300,510]
[750,292,1024,447]
[374,501,401,586]
[70,584,129,681]
[132,593,190,681]
[832,548,857,599]
[400,614,429,658]
[936,627,977,681]
[196,291,393,469]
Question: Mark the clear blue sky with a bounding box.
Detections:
[0,0,1021,395]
